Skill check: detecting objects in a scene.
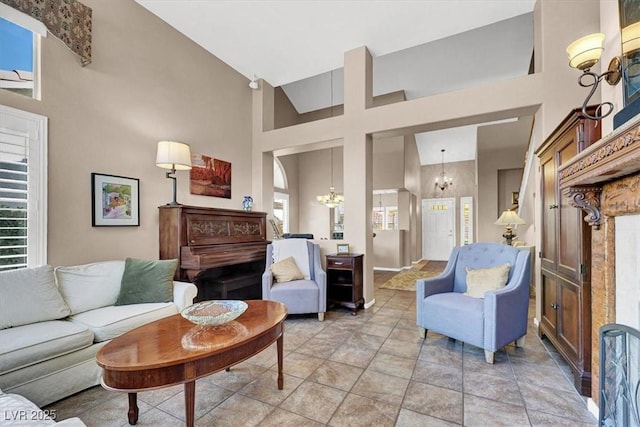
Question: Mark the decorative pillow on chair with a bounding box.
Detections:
[115,258,178,306]
[464,263,510,298]
[271,256,304,283]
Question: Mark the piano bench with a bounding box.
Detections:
[196,272,262,301]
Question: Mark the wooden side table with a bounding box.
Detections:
[326,253,364,315]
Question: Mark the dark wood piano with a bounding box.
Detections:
[159,205,269,301]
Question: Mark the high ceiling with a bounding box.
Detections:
[136,0,536,165]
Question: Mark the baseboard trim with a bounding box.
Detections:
[364,299,376,309]
[373,267,403,272]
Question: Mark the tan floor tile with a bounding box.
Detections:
[295,336,343,357]
[329,393,398,427]
[196,394,273,427]
[463,369,523,406]
[528,409,598,426]
[44,385,115,421]
[412,359,462,391]
[358,322,393,338]
[380,337,421,359]
[368,313,400,327]
[368,352,416,379]
[157,381,233,421]
[279,381,347,424]
[351,370,409,406]
[519,383,597,423]
[207,362,266,392]
[329,342,377,368]
[128,408,184,426]
[395,408,461,426]
[346,331,385,350]
[74,393,151,427]
[402,381,463,424]
[282,351,325,379]
[238,370,303,406]
[259,408,324,426]
[463,394,529,426]
[307,360,364,391]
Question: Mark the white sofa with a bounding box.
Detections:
[0,388,86,426]
[0,261,197,408]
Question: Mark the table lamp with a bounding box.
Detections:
[494,210,526,246]
[156,140,192,205]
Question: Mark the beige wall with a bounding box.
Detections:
[498,168,524,214]
[0,0,253,266]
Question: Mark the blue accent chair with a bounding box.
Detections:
[262,241,327,321]
[416,242,531,363]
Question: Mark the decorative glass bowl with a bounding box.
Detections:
[181,300,248,326]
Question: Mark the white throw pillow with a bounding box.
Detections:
[0,265,71,329]
[464,263,511,298]
[55,261,125,314]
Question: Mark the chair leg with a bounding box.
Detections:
[515,335,526,348]
[318,312,325,322]
[484,350,495,364]
[419,327,427,339]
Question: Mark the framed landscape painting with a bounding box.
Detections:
[190,153,232,199]
[91,173,140,226]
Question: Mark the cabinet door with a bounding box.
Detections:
[557,278,581,365]
[540,270,558,336]
[540,152,557,270]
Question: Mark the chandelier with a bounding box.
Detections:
[435,148,453,191]
[317,147,344,208]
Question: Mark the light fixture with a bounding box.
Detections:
[622,22,640,56]
[494,210,526,246]
[566,33,621,120]
[435,149,453,191]
[249,74,259,90]
[317,147,344,208]
[156,140,192,206]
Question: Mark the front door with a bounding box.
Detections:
[422,198,455,261]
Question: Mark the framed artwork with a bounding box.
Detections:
[336,243,350,254]
[511,191,520,206]
[91,173,139,226]
[190,153,231,199]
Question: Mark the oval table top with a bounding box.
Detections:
[96,299,287,372]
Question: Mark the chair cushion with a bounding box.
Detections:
[269,279,319,314]
[464,263,510,298]
[271,256,304,283]
[272,239,311,279]
[55,261,125,314]
[68,302,177,342]
[0,266,71,330]
[115,258,178,306]
[0,321,93,374]
[422,292,484,347]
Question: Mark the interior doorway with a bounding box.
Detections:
[422,198,456,261]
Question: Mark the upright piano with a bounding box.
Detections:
[159,205,269,300]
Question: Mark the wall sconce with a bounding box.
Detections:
[494,210,526,246]
[156,140,192,206]
[435,149,453,191]
[567,33,621,120]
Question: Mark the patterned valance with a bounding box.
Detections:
[1,0,92,66]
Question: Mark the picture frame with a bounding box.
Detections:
[511,191,520,206]
[336,243,350,254]
[91,173,140,227]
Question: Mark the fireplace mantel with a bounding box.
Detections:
[558,117,640,228]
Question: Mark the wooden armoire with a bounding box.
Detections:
[534,107,600,396]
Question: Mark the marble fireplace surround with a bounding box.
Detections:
[558,116,640,401]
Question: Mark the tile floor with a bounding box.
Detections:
[45,270,598,426]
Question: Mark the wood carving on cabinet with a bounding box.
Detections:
[159,205,269,301]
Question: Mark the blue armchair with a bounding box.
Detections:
[262,240,327,321]
[416,242,531,363]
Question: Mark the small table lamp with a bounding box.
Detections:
[494,210,526,246]
[156,141,192,205]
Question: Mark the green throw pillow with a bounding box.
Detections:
[115,258,178,306]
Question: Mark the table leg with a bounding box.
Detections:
[127,393,138,425]
[184,381,196,427]
[277,334,284,390]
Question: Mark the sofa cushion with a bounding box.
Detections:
[0,321,93,374]
[0,266,71,330]
[55,261,125,315]
[68,302,178,342]
[464,263,510,298]
[115,258,178,306]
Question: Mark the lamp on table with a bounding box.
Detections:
[494,210,526,246]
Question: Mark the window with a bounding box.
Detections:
[0,105,47,270]
[0,9,45,100]
[273,192,289,234]
[372,206,398,231]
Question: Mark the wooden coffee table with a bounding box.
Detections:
[96,300,287,426]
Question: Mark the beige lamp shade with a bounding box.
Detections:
[494,210,526,227]
[156,141,192,170]
[567,33,605,70]
[622,22,640,56]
